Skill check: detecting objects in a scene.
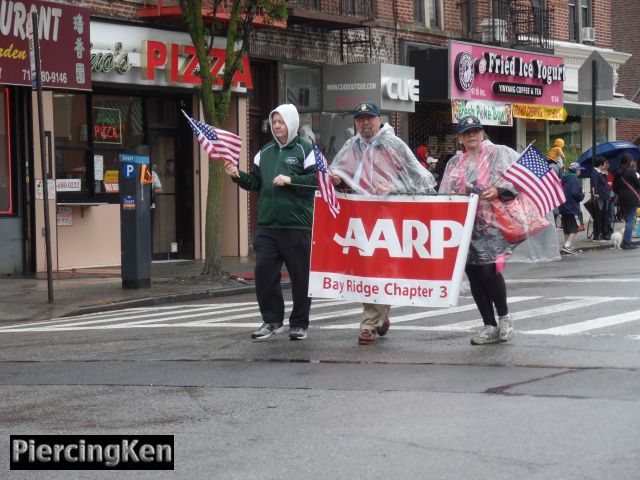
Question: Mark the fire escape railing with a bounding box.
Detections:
[288,0,375,21]
[458,0,554,53]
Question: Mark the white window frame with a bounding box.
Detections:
[414,0,443,30]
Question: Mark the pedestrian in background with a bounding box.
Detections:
[224,104,317,340]
[613,153,640,250]
[590,156,611,241]
[439,116,519,345]
[329,102,436,345]
[559,162,585,255]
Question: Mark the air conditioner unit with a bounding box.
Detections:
[582,27,595,42]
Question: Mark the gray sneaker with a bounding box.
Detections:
[470,325,500,345]
[289,327,307,341]
[251,322,286,340]
[498,314,515,342]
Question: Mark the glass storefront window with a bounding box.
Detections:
[525,119,546,147]
[92,95,143,197]
[549,116,582,165]
[595,118,608,144]
[53,92,89,195]
[284,64,321,111]
[0,87,12,215]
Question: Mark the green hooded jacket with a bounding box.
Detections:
[233,104,316,230]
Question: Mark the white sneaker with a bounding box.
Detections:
[470,325,500,345]
[498,314,515,342]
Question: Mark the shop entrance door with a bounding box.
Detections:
[147,98,194,260]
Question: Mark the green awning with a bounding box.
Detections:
[563,92,640,119]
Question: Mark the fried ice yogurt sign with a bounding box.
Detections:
[309,193,478,307]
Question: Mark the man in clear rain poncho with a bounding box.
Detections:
[329,102,437,345]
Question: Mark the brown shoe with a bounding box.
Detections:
[358,329,376,345]
[376,314,390,337]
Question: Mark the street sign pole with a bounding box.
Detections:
[591,59,597,169]
[29,11,54,303]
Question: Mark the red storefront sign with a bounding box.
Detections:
[0,0,91,90]
[450,41,564,107]
[141,40,253,89]
[309,193,478,307]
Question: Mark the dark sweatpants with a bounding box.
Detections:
[465,263,508,327]
[253,228,312,329]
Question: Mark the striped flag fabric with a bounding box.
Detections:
[312,142,340,218]
[181,110,242,165]
[501,144,566,215]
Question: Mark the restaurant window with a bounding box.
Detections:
[53,92,90,200]
[0,87,12,215]
[54,93,145,203]
[526,117,584,166]
[91,95,144,201]
[549,116,582,165]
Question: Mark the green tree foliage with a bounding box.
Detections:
[178,0,287,275]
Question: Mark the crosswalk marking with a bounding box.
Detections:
[0,296,638,338]
[323,296,540,329]
[525,310,640,335]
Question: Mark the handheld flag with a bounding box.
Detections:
[181,110,242,166]
[312,142,340,218]
[501,144,566,215]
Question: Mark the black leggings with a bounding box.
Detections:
[465,263,508,327]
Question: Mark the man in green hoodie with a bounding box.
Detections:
[224,104,316,340]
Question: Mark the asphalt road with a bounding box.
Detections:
[1,248,639,479]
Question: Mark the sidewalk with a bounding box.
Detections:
[0,222,635,323]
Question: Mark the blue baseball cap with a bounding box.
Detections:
[457,115,483,134]
[353,102,381,119]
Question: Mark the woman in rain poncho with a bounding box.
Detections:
[439,116,559,346]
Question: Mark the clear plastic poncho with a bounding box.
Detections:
[440,140,560,265]
[330,124,436,195]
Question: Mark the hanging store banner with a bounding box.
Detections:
[449,41,564,107]
[452,99,513,126]
[0,0,91,90]
[309,193,478,307]
[512,103,567,122]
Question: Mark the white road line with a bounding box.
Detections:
[507,278,640,284]
[0,303,251,330]
[525,310,640,335]
[389,297,621,332]
[0,302,257,330]
[121,300,359,328]
[322,296,540,329]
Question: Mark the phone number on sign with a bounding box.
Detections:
[22,69,68,84]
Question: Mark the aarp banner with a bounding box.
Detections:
[309,193,478,307]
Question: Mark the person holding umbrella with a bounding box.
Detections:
[613,153,640,249]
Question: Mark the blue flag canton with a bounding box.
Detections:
[194,118,218,141]
[313,143,328,173]
[519,146,551,178]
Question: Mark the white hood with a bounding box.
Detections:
[269,104,300,147]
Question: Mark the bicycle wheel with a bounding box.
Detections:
[586,218,593,239]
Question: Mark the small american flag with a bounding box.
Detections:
[313,142,340,218]
[182,110,242,166]
[501,144,566,215]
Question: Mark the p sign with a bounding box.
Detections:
[122,163,137,179]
